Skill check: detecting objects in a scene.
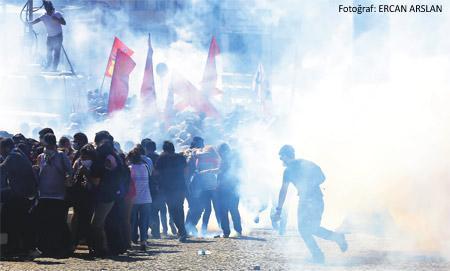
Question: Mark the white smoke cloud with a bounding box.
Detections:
[232,0,450,260]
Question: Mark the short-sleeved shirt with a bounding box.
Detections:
[39,11,63,37]
[283,159,325,201]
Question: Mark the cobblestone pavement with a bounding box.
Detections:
[1,229,448,271]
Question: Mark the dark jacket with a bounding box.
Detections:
[147,152,160,198]
[155,152,187,193]
[0,150,37,199]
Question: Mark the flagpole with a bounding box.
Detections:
[99,74,106,93]
[100,37,115,94]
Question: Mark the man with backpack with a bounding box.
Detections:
[35,133,73,258]
[90,131,130,256]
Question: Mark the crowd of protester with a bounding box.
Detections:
[0,128,242,260]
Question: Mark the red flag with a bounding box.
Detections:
[201,36,220,93]
[169,73,220,117]
[140,34,156,104]
[108,49,136,114]
[105,37,134,78]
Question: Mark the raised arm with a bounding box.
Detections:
[29,18,41,25]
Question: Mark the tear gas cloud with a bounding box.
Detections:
[1,0,450,259]
[236,0,450,258]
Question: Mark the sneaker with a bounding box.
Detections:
[170,225,178,236]
[179,235,188,243]
[336,233,348,252]
[140,242,147,252]
[131,240,139,246]
[23,248,42,261]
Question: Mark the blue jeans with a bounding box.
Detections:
[131,203,151,242]
[46,33,63,70]
[217,189,242,236]
[297,198,336,258]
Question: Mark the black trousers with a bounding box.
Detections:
[105,199,128,255]
[36,198,71,257]
[217,189,242,236]
[165,191,187,238]
[1,196,36,256]
[188,190,220,232]
[297,198,337,258]
[68,188,94,248]
[46,33,63,70]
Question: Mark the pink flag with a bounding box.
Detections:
[201,36,220,93]
[140,33,156,104]
[169,73,220,118]
[108,49,136,114]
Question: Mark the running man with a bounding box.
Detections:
[274,145,347,263]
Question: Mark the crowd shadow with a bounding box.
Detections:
[182,239,214,244]
[146,243,179,248]
[70,248,182,262]
[72,252,148,263]
[230,236,267,242]
[34,260,65,265]
[0,256,64,265]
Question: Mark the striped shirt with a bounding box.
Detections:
[130,163,152,204]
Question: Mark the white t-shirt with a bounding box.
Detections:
[39,11,63,37]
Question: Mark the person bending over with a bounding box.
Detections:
[274,145,348,264]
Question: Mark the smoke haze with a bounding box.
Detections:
[1,0,449,259]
